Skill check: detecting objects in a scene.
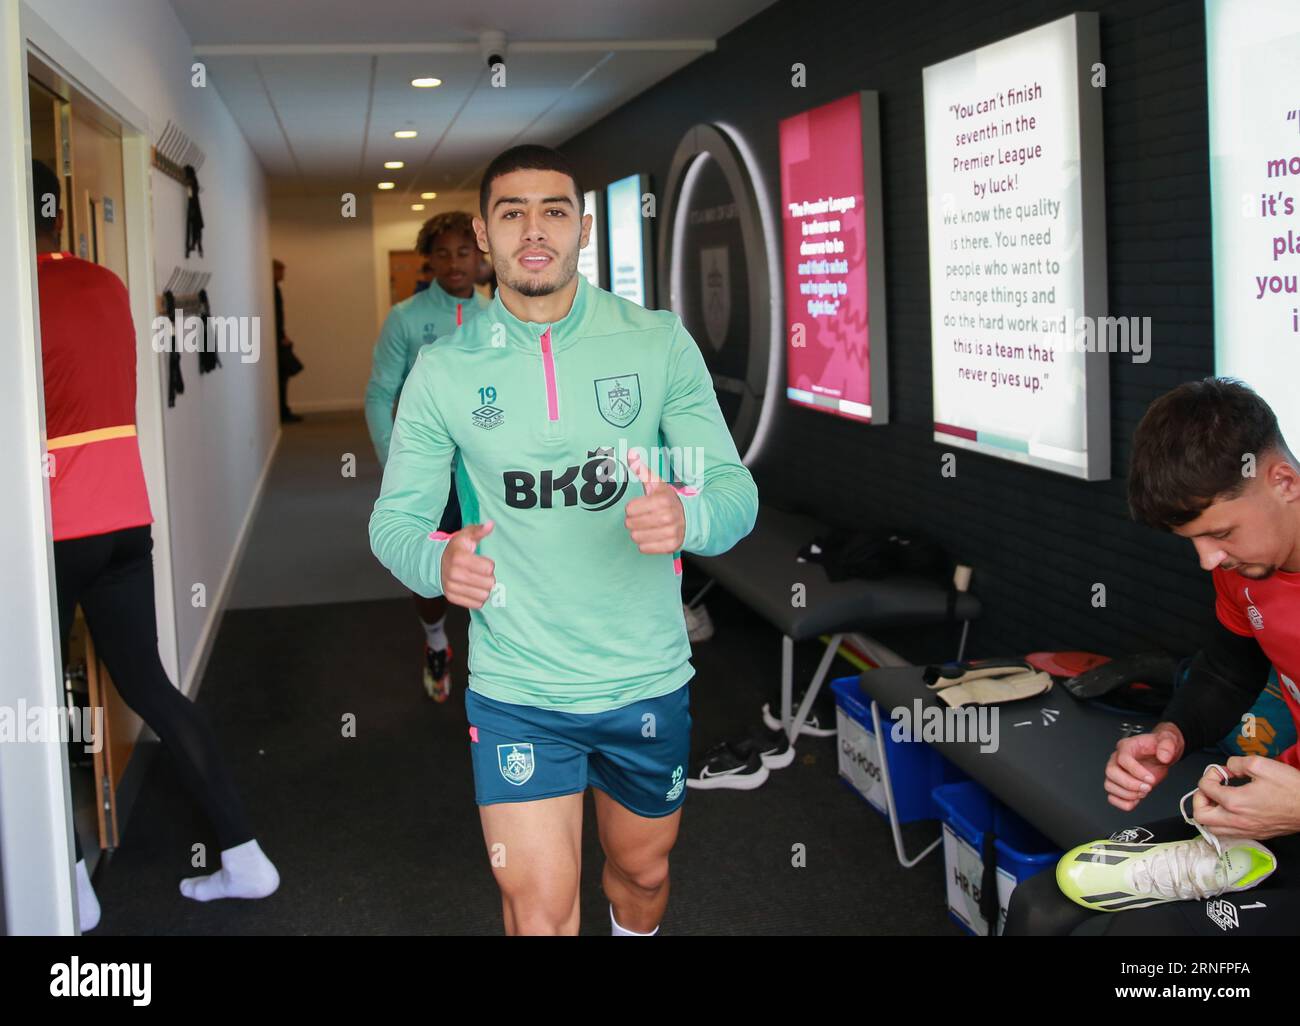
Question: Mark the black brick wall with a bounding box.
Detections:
[561,0,1216,659]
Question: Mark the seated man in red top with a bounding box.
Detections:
[1007,378,1300,935]
[32,160,279,932]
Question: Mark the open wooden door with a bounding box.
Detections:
[29,67,141,865]
[73,94,139,857]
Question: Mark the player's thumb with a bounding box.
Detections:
[1154,729,1180,764]
[457,520,495,549]
[627,449,661,493]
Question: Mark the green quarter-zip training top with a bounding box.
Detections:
[365,281,492,465]
[369,273,759,713]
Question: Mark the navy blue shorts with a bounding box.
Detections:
[465,685,691,818]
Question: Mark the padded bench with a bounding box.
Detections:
[856,665,1207,868]
[687,504,982,743]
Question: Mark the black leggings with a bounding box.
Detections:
[1005,816,1300,936]
[56,526,254,861]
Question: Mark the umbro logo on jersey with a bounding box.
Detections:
[1206,898,1239,931]
[472,405,504,430]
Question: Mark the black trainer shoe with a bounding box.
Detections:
[423,644,453,702]
[687,740,770,791]
[761,696,836,737]
[752,724,795,769]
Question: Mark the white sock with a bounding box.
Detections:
[423,615,448,652]
[180,839,280,902]
[75,858,100,932]
[610,904,658,936]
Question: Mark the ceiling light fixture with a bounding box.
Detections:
[411,77,442,88]
[378,182,395,190]
[412,204,426,211]
[421,192,437,200]
[384,161,405,169]
[394,130,417,139]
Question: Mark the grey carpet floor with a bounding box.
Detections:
[93,589,958,935]
[227,411,408,610]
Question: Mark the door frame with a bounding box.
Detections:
[0,2,176,934]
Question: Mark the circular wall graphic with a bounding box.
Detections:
[658,123,779,464]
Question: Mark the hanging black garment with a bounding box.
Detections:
[184,165,204,258]
[196,288,221,373]
[164,290,184,407]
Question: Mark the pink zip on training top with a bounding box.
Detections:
[456,303,463,327]
[540,327,559,421]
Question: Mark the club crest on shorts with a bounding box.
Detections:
[497,743,535,786]
[594,374,641,428]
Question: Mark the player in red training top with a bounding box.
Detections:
[1007,378,1300,935]
[32,160,279,932]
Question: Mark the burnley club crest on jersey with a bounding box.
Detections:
[497,743,535,786]
[595,374,641,428]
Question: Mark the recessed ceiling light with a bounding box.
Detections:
[411,77,442,88]
[394,129,418,139]
[384,161,405,169]
[377,182,395,190]
[411,204,426,211]
[421,192,437,200]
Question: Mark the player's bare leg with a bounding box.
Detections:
[479,792,583,935]
[594,788,681,934]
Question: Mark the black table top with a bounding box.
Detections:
[857,665,1208,849]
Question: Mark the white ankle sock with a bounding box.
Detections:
[180,839,280,902]
[610,904,658,936]
[75,858,100,932]
[423,615,448,651]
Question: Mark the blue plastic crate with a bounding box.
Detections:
[931,780,1061,935]
[831,675,966,823]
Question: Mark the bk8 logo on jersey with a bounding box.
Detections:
[503,447,629,511]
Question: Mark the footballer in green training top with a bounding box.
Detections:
[370,144,758,936]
